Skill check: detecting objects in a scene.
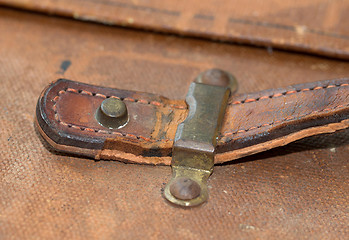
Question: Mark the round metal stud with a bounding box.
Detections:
[96,98,128,129]
[169,177,201,200]
[195,68,238,93]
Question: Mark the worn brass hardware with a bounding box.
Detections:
[164,69,237,207]
[195,68,237,93]
[96,98,129,129]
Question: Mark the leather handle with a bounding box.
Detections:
[36,78,349,165]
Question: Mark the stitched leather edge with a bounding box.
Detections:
[52,83,349,142]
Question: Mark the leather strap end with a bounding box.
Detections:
[35,79,187,165]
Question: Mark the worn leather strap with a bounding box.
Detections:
[2,0,349,60]
[36,78,349,165]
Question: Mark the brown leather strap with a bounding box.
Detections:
[1,0,349,60]
[36,78,349,165]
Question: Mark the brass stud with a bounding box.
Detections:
[169,177,201,200]
[195,68,238,93]
[96,98,128,129]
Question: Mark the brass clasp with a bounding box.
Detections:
[164,69,237,207]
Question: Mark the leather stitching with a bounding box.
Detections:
[52,84,349,143]
[229,83,349,105]
[65,88,187,109]
[53,89,175,142]
[220,103,349,142]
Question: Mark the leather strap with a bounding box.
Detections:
[36,78,349,165]
[2,0,349,60]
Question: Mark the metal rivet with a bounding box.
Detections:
[96,98,128,129]
[169,177,201,200]
[195,68,238,93]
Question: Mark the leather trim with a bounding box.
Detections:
[36,78,349,165]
